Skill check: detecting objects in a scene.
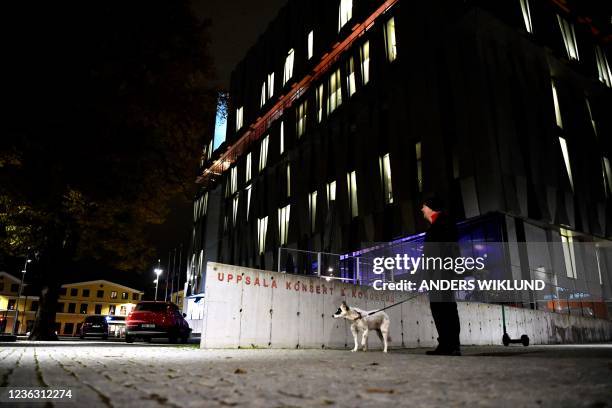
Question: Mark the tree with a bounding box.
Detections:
[1,1,216,339]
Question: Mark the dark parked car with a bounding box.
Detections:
[126,302,191,343]
[79,315,109,339]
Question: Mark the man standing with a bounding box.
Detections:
[421,196,461,356]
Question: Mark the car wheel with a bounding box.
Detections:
[180,336,188,344]
[125,335,134,343]
[169,335,178,344]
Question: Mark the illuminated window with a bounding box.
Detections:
[280,122,285,155]
[286,164,291,197]
[328,69,342,114]
[379,154,393,204]
[283,49,295,85]
[257,216,268,254]
[551,81,563,129]
[296,101,307,138]
[602,157,612,197]
[110,291,117,299]
[246,153,252,182]
[347,57,356,97]
[585,97,597,138]
[519,0,533,33]
[232,196,239,225]
[559,136,573,191]
[236,106,244,130]
[595,246,604,285]
[230,166,237,194]
[326,180,336,208]
[308,191,317,233]
[193,193,208,222]
[415,142,423,192]
[560,229,577,279]
[246,185,252,221]
[260,82,266,107]
[384,17,397,62]
[347,171,358,218]
[338,0,352,31]
[259,135,269,171]
[557,15,579,61]
[360,41,370,85]
[278,205,291,246]
[307,30,314,60]
[267,72,275,98]
[316,84,324,122]
[595,46,611,87]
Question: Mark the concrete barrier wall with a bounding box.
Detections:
[201,262,612,349]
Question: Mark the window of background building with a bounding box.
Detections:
[11,283,19,292]
[231,166,237,194]
[559,136,574,191]
[82,289,90,297]
[551,81,563,129]
[56,302,64,313]
[384,17,397,62]
[283,49,295,85]
[132,293,139,301]
[307,30,314,60]
[60,287,67,296]
[232,196,239,226]
[80,303,88,314]
[316,85,324,123]
[121,292,128,300]
[278,205,291,246]
[280,122,285,154]
[246,185,252,221]
[259,135,269,171]
[327,181,336,208]
[30,301,39,312]
[97,290,104,298]
[561,229,577,279]
[236,106,244,131]
[286,164,291,197]
[296,101,307,138]
[519,0,533,34]
[120,305,127,315]
[379,154,393,204]
[68,303,76,313]
[360,41,370,85]
[246,153,252,182]
[95,304,102,314]
[602,157,612,197]
[109,305,116,315]
[308,191,317,233]
[338,0,352,31]
[110,291,117,299]
[415,142,423,192]
[70,288,78,297]
[595,46,611,87]
[585,98,597,138]
[257,216,268,254]
[268,72,275,98]
[557,15,579,61]
[347,57,356,97]
[0,282,6,292]
[328,69,342,114]
[260,82,266,107]
[347,171,358,218]
[64,323,74,335]
[8,299,16,310]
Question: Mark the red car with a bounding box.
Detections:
[126,301,191,343]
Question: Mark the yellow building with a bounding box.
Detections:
[0,275,143,336]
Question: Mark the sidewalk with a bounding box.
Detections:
[1,343,611,407]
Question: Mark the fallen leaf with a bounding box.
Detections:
[234,368,247,374]
[365,388,395,394]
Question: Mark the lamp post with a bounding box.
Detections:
[154,260,163,302]
[12,257,32,335]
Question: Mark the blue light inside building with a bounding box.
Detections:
[213,93,228,151]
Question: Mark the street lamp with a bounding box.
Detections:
[13,257,32,335]
[154,260,163,302]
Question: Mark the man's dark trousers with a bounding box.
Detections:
[430,301,460,350]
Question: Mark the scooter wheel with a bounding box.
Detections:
[502,333,510,347]
[521,335,530,347]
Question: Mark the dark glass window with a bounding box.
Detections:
[63,323,74,335]
[60,288,67,296]
[68,303,76,313]
[95,304,102,314]
[70,288,78,296]
[97,290,104,298]
[132,293,140,300]
[80,304,88,314]
[7,299,16,310]
[30,301,39,312]
[56,303,64,313]
[82,289,90,297]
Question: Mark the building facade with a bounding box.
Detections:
[187,0,612,315]
[0,276,143,336]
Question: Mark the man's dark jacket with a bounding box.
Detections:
[423,212,460,301]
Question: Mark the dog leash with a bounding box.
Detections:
[354,293,421,320]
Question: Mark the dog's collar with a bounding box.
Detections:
[352,311,363,321]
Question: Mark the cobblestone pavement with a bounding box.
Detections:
[1,341,611,408]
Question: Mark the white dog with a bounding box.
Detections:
[333,301,391,353]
